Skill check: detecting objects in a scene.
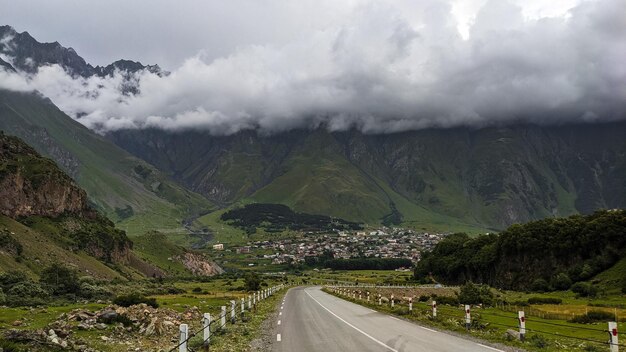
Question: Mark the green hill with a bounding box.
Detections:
[415,210,626,291]
[0,90,213,235]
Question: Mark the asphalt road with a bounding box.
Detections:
[272,286,506,352]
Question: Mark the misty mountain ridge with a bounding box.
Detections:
[0,25,164,78]
[1,23,625,231]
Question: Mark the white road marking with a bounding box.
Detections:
[477,344,504,352]
[389,316,401,321]
[419,326,437,333]
[279,312,282,316]
[277,334,282,342]
[278,320,281,325]
[304,289,399,352]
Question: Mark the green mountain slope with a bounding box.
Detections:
[109,124,626,231]
[0,90,213,235]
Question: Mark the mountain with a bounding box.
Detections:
[108,123,626,230]
[0,89,213,235]
[0,131,138,278]
[0,132,221,278]
[0,25,164,78]
[3,24,626,233]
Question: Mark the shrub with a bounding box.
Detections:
[435,295,459,306]
[79,283,112,299]
[113,293,158,308]
[528,334,549,348]
[244,272,261,291]
[458,282,494,306]
[568,310,614,324]
[530,278,551,292]
[6,281,49,306]
[40,263,80,295]
[527,297,562,305]
[0,287,5,305]
[571,282,598,298]
[192,287,203,293]
[551,273,572,291]
[622,279,626,295]
[418,295,430,302]
[0,270,28,291]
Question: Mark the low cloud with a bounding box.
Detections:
[1,0,625,135]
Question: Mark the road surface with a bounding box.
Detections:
[272,286,506,352]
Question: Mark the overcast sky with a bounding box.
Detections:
[0,0,625,134]
[0,0,588,69]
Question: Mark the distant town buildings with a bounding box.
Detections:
[232,227,448,265]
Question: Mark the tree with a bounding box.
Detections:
[244,272,262,291]
[40,263,80,295]
[552,273,572,291]
[458,282,494,305]
[530,278,550,292]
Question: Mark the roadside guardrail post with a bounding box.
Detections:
[179,323,188,352]
[391,294,394,308]
[202,313,211,348]
[432,301,437,319]
[231,300,236,323]
[359,291,362,300]
[241,298,245,318]
[379,294,382,306]
[609,321,619,352]
[248,295,252,310]
[367,291,370,302]
[465,305,471,330]
[518,311,526,341]
[409,297,413,312]
[220,306,226,329]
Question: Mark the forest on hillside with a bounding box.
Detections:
[414,210,626,291]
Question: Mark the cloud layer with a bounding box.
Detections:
[1,0,625,135]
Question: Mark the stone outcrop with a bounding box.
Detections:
[0,132,94,219]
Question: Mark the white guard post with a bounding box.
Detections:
[391,294,394,308]
[409,297,413,311]
[609,322,619,352]
[465,305,471,330]
[179,323,188,352]
[230,300,236,323]
[220,306,226,329]
[202,313,211,345]
[518,311,526,341]
[432,301,437,318]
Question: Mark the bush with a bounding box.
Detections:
[527,297,562,305]
[6,281,49,306]
[571,282,598,298]
[244,272,261,291]
[568,310,614,324]
[528,334,549,348]
[0,287,5,305]
[530,278,551,292]
[79,283,112,299]
[458,282,494,306]
[0,270,28,291]
[551,273,572,291]
[622,279,626,295]
[113,293,158,308]
[192,287,203,293]
[40,263,80,295]
[418,295,430,302]
[434,295,459,306]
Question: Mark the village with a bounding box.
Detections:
[212,228,448,266]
